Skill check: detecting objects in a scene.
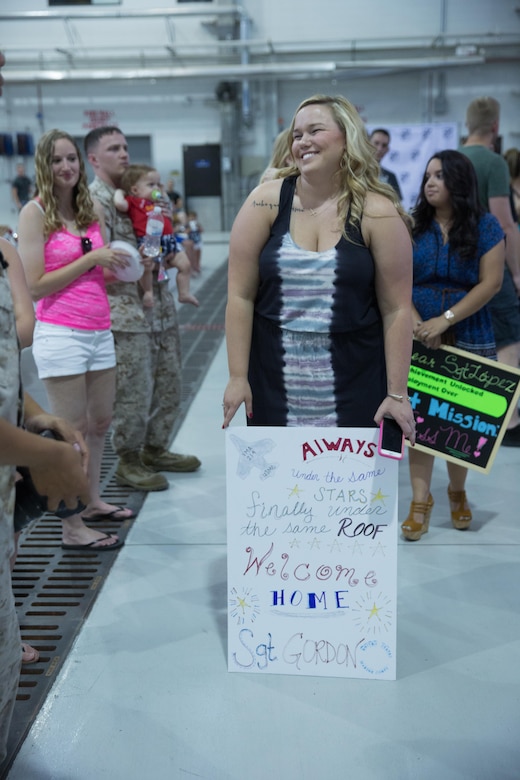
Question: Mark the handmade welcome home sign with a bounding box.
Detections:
[408,341,520,473]
[226,427,399,681]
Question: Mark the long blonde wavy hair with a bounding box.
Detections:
[34,129,98,239]
[279,94,410,239]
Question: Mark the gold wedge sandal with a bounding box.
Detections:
[401,494,434,541]
[447,486,472,530]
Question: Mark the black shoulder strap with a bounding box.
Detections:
[276,175,297,230]
[280,175,297,208]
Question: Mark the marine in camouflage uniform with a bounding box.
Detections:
[0,254,22,763]
[89,176,200,490]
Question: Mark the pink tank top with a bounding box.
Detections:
[36,222,111,330]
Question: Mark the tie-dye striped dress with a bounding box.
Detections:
[248,175,386,428]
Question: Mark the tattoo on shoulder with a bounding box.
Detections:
[252,198,279,211]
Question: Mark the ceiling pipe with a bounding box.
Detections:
[3,36,516,57]
[334,55,485,69]
[2,56,486,84]
[239,9,252,127]
[4,62,338,84]
[0,7,246,21]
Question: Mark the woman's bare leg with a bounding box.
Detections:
[446,460,471,516]
[43,370,123,546]
[409,447,435,500]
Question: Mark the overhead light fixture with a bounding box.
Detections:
[3,61,338,84]
[455,44,478,56]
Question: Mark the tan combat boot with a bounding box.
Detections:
[115,451,169,491]
[141,446,201,473]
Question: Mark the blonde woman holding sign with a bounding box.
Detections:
[223,94,415,441]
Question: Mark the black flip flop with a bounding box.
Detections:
[82,505,136,521]
[61,533,124,551]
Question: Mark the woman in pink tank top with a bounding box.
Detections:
[18,129,135,551]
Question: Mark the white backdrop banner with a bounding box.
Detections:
[226,426,399,681]
[368,123,459,211]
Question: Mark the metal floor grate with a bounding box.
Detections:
[1,259,228,778]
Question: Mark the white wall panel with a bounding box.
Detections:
[247,0,441,41]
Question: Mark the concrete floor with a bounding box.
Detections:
[7,236,520,780]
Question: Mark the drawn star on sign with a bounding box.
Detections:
[351,592,393,636]
[371,487,389,503]
[287,484,303,497]
[228,586,261,626]
[368,603,381,619]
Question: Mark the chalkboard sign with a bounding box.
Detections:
[408,341,520,473]
[226,426,399,681]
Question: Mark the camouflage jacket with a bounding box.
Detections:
[90,176,177,333]
[0,253,19,562]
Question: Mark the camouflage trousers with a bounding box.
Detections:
[0,514,21,763]
[111,328,182,455]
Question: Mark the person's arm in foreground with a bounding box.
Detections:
[0,403,89,513]
[222,180,279,427]
[23,392,88,473]
[1,237,35,349]
[362,192,416,443]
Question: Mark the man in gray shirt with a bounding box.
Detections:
[460,96,520,446]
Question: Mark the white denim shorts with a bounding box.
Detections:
[33,321,116,378]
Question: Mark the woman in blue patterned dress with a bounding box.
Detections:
[222,94,416,444]
[402,150,505,541]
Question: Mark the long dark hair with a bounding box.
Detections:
[413,149,483,262]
